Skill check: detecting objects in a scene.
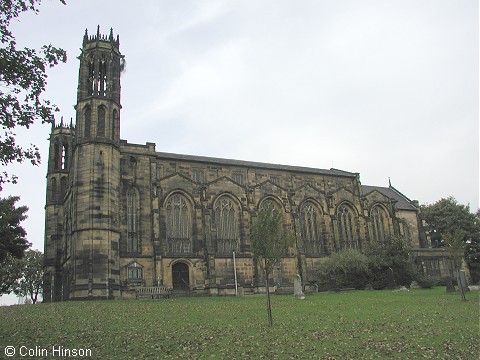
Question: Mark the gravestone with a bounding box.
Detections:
[409,281,421,289]
[386,267,397,289]
[457,270,469,292]
[329,271,339,292]
[445,276,456,292]
[294,274,305,300]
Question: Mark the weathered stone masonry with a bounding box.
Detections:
[43,28,444,301]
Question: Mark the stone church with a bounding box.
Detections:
[43,28,444,302]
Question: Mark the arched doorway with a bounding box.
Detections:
[172,262,189,289]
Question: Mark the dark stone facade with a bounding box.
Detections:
[43,29,439,301]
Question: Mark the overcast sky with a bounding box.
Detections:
[1,0,478,283]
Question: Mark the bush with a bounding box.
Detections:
[415,274,436,288]
[311,236,416,290]
[312,249,369,290]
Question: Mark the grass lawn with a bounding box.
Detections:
[0,287,478,359]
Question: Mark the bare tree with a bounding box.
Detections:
[251,208,293,326]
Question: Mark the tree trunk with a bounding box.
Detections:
[265,261,273,327]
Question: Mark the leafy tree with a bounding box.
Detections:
[444,229,468,300]
[0,252,23,295]
[311,237,414,291]
[0,195,29,262]
[420,197,478,247]
[364,236,415,289]
[251,208,293,326]
[0,0,67,188]
[14,249,44,304]
[420,197,480,283]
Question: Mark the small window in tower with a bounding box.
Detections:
[84,106,91,137]
[88,61,95,96]
[97,106,105,137]
[61,144,68,169]
[53,143,60,170]
[112,109,118,141]
[99,60,107,97]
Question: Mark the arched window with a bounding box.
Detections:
[60,177,68,199]
[99,60,107,96]
[50,178,57,202]
[53,143,60,170]
[260,198,280,212]
[97,106,105,138]
[300,202,323,255]
[87,61,95,96]
[166,194,191,254]
[84,106,91,137]
[61,144,68,169]
[112,109,118,141]
[214,196,238,255]
[371,205,388,243]
[338,204,357,249]
[127,188,140,253]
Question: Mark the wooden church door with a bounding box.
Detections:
[172,262,189,289]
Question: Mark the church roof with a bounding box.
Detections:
[154,151,357,178]
[362,185,418,211]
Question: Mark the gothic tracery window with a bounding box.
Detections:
[166,194,191,254]
[300,202,323,255]
[371,205,388,243]
[260,198,279,212]
[338,204,357,249]
[214,197,238,254]
[127,188,140,253]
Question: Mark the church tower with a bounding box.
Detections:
[68,27,123,299]
[43,117,75,302]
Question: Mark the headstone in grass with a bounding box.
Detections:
[294,274,305,300]
[386,267,397,289]
[457,270,469,292]
[409,281,421,289]
[445,276,456,292]
[329,271,339,292]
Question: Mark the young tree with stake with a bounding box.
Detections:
[251,207,293,327]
